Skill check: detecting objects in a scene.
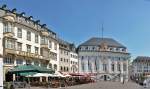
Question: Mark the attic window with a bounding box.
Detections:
[85,46,88,50]
[110,47,113,51]
[92,47,95,50]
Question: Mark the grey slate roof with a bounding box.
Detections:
[79,37,126,48]
[133,56,150,62]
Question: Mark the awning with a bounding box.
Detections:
[9,64,55,76]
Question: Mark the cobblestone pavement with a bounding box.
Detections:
[16,81,145,89]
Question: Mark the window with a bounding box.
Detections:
[35,47,39,54]
[54,43,57,50]
[61,58,63,61]
[82,61,84,72]
[26,45,31,53]
[26,60,31,65]
[17,28,22,38]
[117,63,121,71]
[5,39,15,49]
[66,67,69,71]
[54,64,57,70]
[34,61,39,66]
[92,47,95,50]
[35,34,38,43]
[3,56,14,64]
[60,66,63,71]
[16,59,23,65]
[49,63,52,69]
[41,36,48,44]
[64,67,66,72]
[123,63,127,71]
[64,59,66,62]
[3,22,13,33]
[17,42,22,51]
[49,41,52,48]
[27,31,31,41]
[41,63,47,68]
[103,64,107,71]
[111,64,115,71]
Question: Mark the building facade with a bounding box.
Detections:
[58,39,78,73]
[132,56,150,79]
[69,44,78,73]
[0,5,59,81]
[77,37,130,82]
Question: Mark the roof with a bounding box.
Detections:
[79,37,126,48]
[133,56,150,62]
[9,64,55,74]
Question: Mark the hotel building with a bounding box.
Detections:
[0,5,59,81]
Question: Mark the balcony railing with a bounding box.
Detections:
[3,32,14,37]
[4,48,49,60]
[41,30,49,37]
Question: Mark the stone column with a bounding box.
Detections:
[99,59,101,72]
[13,74,16,81]
[46,77,48,82]
[120,61,123,82]
[114,61,117,73]
[78,59,82,73]
[40,77,42,82]
[14,58,17,66]
[84,59,89,73]
[108,58,111,73]
[91,61,95,73]
[23,59,26,65]
[126,59,129,82]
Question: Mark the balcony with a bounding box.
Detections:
[41,30,49,37]
[4,48,16,55]
[3,32,14,38]
[40,44,48,49]
[3,13,16,22]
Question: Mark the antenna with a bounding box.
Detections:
[102,23,104,40]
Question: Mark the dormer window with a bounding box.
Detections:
[116,48,119,51]
[92,47,95,50]
[109,47,113,51]
[122,48,126,52]
[86,46,88,50]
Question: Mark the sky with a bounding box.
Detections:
[0,0,150,58]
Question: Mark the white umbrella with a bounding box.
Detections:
[54,71,65,77]
[65,74,71,77]
[33,73,49,77]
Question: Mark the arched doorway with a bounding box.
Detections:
[98,74,111,81]
[5,72,13,82]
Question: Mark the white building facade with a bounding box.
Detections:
[58,39,78,73]
[78,37,130,82]
[70,44,78,73]
[0,5,59,82]
[132,56,150,79]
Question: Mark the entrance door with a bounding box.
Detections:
[104,75,107,81]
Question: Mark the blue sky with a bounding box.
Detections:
[0,0,150,58]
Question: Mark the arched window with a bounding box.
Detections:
[66,67,69,71]
[49,63,52,69]
[60,66,63,71]
[64,67,66,72]
[54,64,57,70]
